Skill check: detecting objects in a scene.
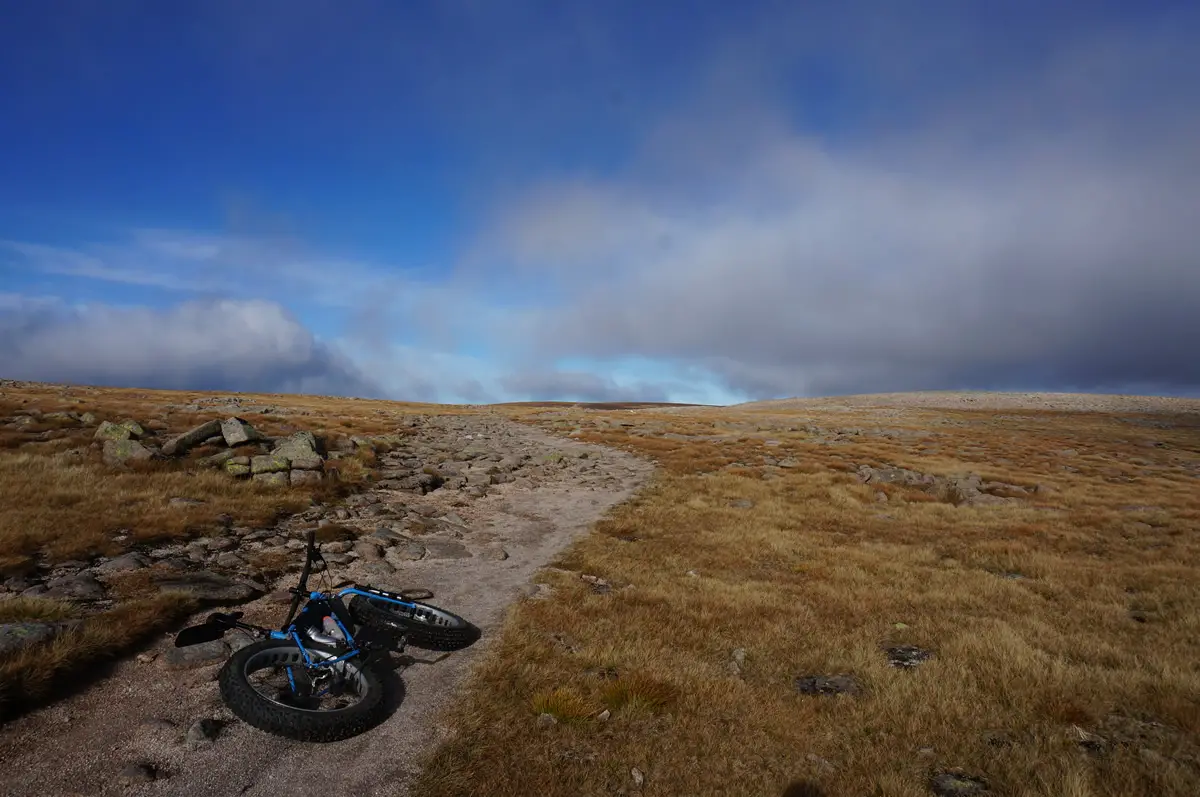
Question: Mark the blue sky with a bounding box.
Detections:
[2,1,1199,403]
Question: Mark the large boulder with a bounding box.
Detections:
[103,439,154,465]
[95,420,135,441]
[221,417,262,447]
[289,455,324,471]
[45,571,106,600]
[203,449,237,467]
[162,419,223,456]
[253,471,290,487]
[251,454,290,474]
[0,622,61,656]
[119,419,146,438]
[289,470,323,486]
[273,431,320,461]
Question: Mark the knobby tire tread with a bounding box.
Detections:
[348,594,480,651]
[217,639,387,742]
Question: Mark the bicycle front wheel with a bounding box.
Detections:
[217,639,387,742]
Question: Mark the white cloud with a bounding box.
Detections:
[0,295,386,397]
[452,11,1200,399]
[1,231,437,312]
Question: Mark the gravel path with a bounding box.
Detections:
[0,414,653,797]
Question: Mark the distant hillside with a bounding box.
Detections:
[490,401,711,410]
[732,390,1200,414]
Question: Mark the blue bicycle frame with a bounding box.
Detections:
[176,531,428,690]
[268,586,420,671]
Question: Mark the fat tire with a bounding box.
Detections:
[217,639,387,742]
[348,594,480,651]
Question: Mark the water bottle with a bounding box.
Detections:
[321,615,345,641]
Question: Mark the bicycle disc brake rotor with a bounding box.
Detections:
[245,649,365,712]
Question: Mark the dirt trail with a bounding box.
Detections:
[0,414,654,797]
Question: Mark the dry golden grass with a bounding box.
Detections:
[0,451,314,574]
[415,404,1200,797]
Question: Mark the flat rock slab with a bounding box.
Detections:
[886,644,933,668]
[45,571,105,600]
[930,772,990,796]
[385,543,427,564]
[794,674,862,696]
[164,640,230,670]
[353,540,383,559]
[0,622,60,656]
[423,540,472,559]
[153,571,259,602]
[163,420,223,456]
[93,553,150,574]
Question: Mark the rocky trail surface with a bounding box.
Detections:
[0,413,654,797]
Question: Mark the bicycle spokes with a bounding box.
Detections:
[242,646,368,713]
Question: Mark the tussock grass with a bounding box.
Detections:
[0,451,311,573]
[416,404,1200,797]
[0,596,76,624]
[0,592,198,720]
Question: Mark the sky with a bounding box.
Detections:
[2,0,1198,405]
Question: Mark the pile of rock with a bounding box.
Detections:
[0,407,100,443]
[171,418,329,487]
[94,418,158,465]
[89,414,339,487]
[3,543,270,609]
[160,395,304,416]
[855,464,1041,506]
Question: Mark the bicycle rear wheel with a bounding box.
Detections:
[348,591,480,651]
